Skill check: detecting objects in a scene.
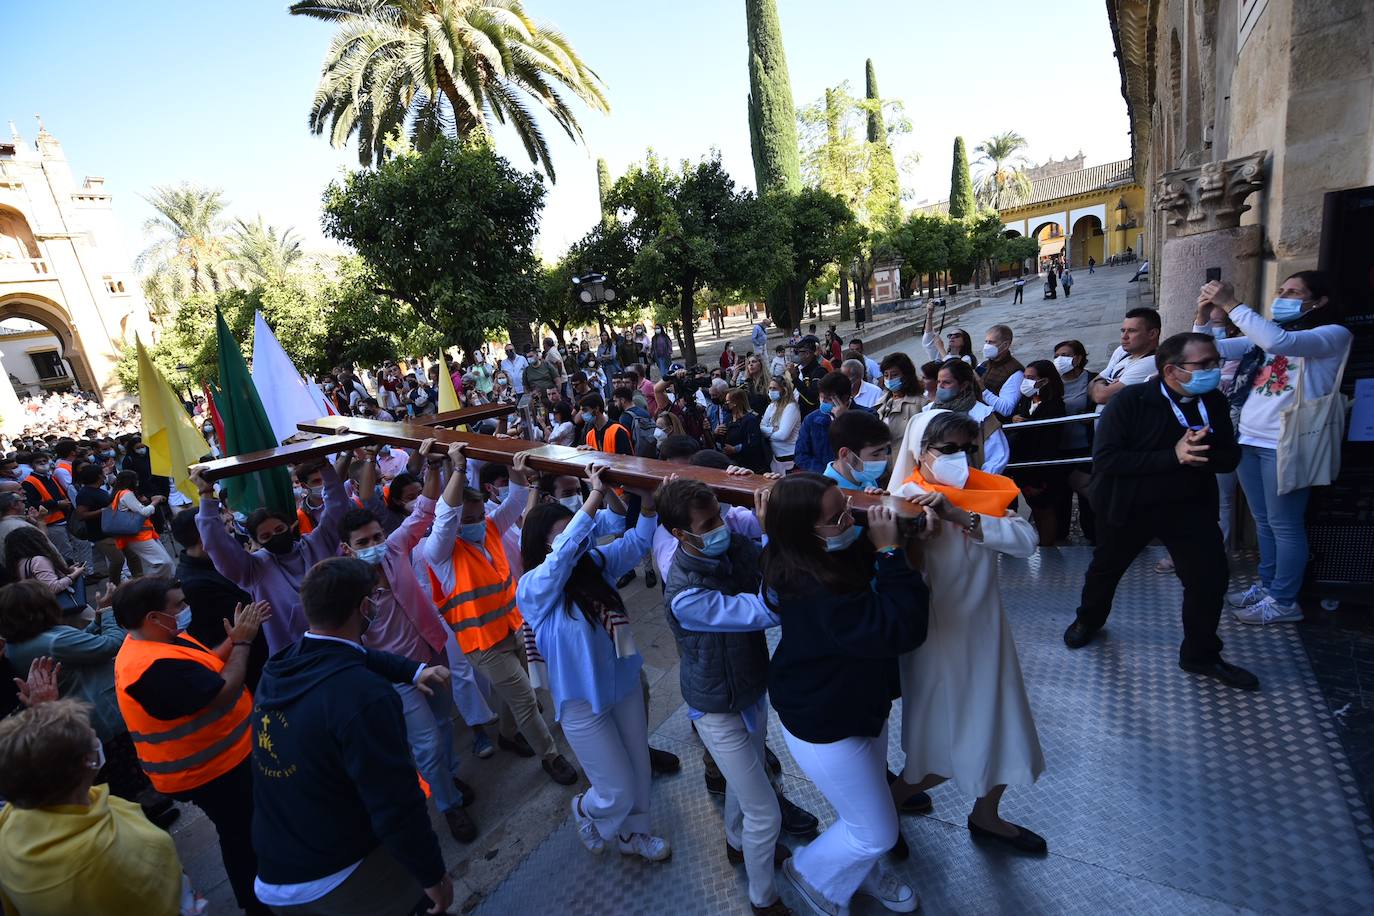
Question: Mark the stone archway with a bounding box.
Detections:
[1070,215,1105,267]
[0,294,99,394]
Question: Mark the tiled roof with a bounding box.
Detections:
[1010,158,1136,210]
[915,158,1137,216]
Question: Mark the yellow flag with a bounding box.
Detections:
[436,349,461,413]
[135,335,210,504]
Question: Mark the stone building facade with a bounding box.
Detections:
[1106,0,1374,331]
[0,119,154,424]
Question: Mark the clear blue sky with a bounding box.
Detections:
[4,0,1129,262]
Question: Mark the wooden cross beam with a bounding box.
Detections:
[193,413,928,527]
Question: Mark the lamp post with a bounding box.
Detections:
[174,363,195,405]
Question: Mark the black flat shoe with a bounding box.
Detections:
[1063,620,1100,649]
[887,831,910,862]
[778,794,818,838]
[498,733,535,758]
[452,777,477,807]
[967,817,1047,855]
[616,569,637,588]
[649,745,681,774]
[703,752,726,796]
[644,568,657,588]
[1179,658,1260,691]
[886,770,934,815]
[764,745,781,778]
[542,754,579,785]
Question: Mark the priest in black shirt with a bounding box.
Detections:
[1063,332,1257,690]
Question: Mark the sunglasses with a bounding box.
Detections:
[928,442,977,456]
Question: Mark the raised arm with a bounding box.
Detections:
[423,442,468,569]
[670,588,780,633]
[191,468,257,588]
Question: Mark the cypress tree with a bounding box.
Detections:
[865,59,882,143]
[745,0,801,193]
[948,136,975,219]
[596,157,613,227]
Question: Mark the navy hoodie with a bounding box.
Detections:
[250,635,445,888]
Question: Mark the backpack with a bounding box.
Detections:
[620,409,659,457]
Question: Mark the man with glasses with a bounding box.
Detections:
[1063,333,1257,690]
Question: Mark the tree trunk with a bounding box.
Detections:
[504,303,535,355]
[838,273,851,323]
[679,287,698,365]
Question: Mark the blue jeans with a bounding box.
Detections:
[395,681,464,812]
[1236,445,1310,605]
[656,356,671,380]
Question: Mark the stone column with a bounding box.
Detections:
[0,352,24,436]
[1155,151,1268,334]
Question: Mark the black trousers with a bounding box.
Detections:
[1013,286,1024,303]
[1074,503,1226,664]
[173,759,271,915]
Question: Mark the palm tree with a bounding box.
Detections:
[136,184,233,321]
[228,217,304,286]
[973,131,1033,210]
[290,0,610,180]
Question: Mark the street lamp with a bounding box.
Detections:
[572,273,617,305]
[174,363,195,404]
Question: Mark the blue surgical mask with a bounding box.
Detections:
[884,377,902,392]
[819,401,834,415]
[581,411,595,424]
[689,523,731,557]
[935,387,958,403]
[460,520,487,544]
[354,543,387,566]
[1271,297,1304,324]
[852,457,888,487]
[769,390,782,402]
[175,606,193,631]
[818,523,862,552]
[1210,326,1228,339]
[1180,367,1222,396]
[493,485,510,502]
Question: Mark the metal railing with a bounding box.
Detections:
[1002,411,1097,470]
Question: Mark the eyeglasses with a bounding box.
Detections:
[927,442,976,456]
[815,497,854,533]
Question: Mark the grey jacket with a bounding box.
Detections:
[5,611,127,740]
[662,535,769,715]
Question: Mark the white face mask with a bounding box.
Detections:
[558,495,583,512]
[927,452,970,489]
[982,342,1000,360]
[1019,378,1040,397]
[1053,355,1076,375]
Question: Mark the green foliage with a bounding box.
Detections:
[797,82,909,232]
[596,158,614,227]
[763,188,862,329]
[606,153,785,364]
[948,137,975,220]
[890,214,948,294]
[289,0,609,181]
[745,0,801,193]
[226,216,303,286]
[322,138,546,355]
[973,132,1033,210]
[117,257,414,393]
[136,183,234,322]
[1003,234,1041,269]
[864,59,882,143]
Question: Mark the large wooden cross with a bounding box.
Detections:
[193,403,925,524]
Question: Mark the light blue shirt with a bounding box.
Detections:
[515,509,655,718]
[822,462,864,490]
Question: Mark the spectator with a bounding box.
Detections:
[1090,307,1161,407]
[842,358,883,408]
[899,359,1010,477]
[110,469,173,579]
[760,375,801,474]
[719,389,770,474]
[978,324,1026,420]
[0,699,189,916]
[170,509,265,692]
[1006,360,1068,545]
[1053,340,1098,543]
[876,353,926,448]
[794,372,855,474]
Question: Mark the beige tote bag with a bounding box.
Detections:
[1276,343,1351,495]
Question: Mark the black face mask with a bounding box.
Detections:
[263,530,297,555]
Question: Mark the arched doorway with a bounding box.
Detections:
[0,294,98,395]
[1031,221,1065,271]
[1070,215,1105,267]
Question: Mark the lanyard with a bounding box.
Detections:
[1160,384,1209,430]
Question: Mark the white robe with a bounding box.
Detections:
[891,478,1045,798]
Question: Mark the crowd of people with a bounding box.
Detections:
[4,390,142,451]
[0,270,1352,916]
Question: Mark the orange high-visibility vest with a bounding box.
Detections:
[428,518,523,653]
[23,474,65,525]
[112,489,156,548]
[113,633,253,793]
[585,422,629,454]
[296,508,315,535]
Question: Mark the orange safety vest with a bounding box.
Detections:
[112,489,157,548]
[296,507,315,535]
[56,459,73,481]
[428,518,523,653]
[585,422,629,454]
[113,633,253,793]
[23,474,65,525]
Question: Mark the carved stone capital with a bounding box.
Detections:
[1155,152,1267,237]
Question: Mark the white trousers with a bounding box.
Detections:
[695,712,782,906]
[560,690,652,839]
[444,630,496,727]
[783,723,896,907]
[124,537,174,579]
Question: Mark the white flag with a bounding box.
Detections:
[251,311,327,444]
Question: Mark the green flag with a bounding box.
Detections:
[213,307,295,517]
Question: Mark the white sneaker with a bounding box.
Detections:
[1231,595,1303,625]
[782,857,848,916]
[570,794,604,854]
[617,831,671,862]
[855,862,920,913]
[1226,583,1268,608]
